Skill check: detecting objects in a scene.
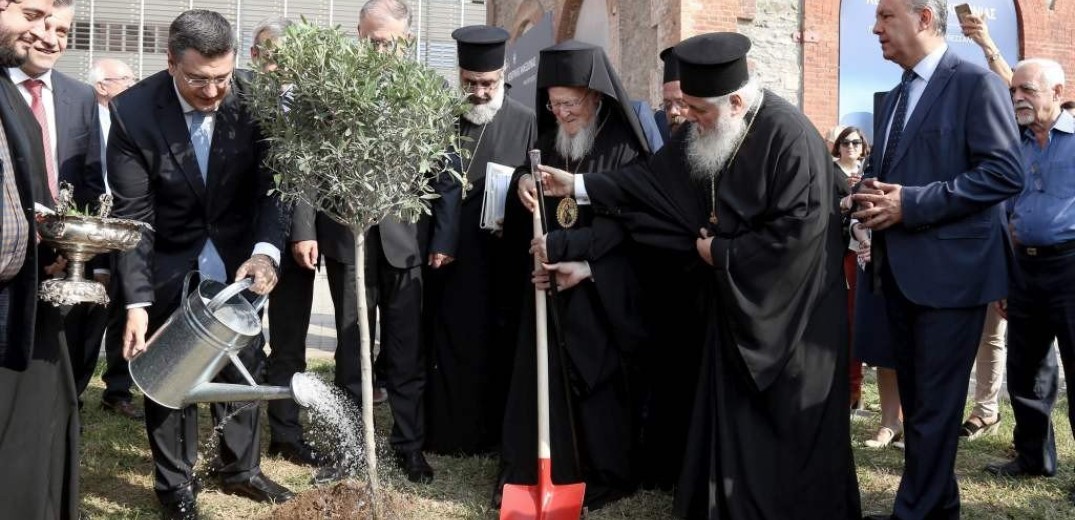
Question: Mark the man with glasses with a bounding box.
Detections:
[88,57,145,422]
[499,40,652,511]
[985,60,1075,501]
[655,46,688,142]
[289,0,458,483]
[108,10,292,519]
[422,25,535,457]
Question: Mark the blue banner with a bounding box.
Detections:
[838,0,1019,142]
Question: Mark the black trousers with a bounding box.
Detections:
[882,265,986,520]
[329,225,424,452]
[144,279,264,503]
[64,298,109,404]
[265,252,315,444]
[1006,248,1075,475]
[101,258,134,404]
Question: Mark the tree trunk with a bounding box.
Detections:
[352,225,380,518]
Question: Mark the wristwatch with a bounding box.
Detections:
[985,51,1001,63]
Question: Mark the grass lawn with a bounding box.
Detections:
[78,362,1075,519]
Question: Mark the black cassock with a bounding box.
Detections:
[423,96,537,455]
[499,106,649,509]
[583,92,861,519]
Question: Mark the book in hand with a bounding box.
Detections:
[480,162,515,231]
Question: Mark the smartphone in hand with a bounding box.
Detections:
[955,3,973,23]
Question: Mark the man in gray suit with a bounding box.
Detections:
[6,0,107,410]
[853,1,1023,518]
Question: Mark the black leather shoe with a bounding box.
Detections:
[268,440,326,467]
[160,494,198,520]
[219,473,295,504]
[394,450,434,483]
[101,399,145,420]
[984,459,1055,478]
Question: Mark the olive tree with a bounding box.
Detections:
[245,22,466,503]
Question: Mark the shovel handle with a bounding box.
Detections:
[533,207,551,461]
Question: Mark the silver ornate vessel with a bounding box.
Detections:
[36,184,149,306]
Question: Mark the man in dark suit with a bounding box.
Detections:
[108,10,292,519]
[853,1,1023,518]
[288,0,458,483]
[7,0,110,411]
[0,0,81,516]
[88,56,144,420]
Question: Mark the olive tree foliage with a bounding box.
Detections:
[245,22,468,229]
[243,23,466,504]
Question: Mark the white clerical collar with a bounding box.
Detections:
[8,67,53,90]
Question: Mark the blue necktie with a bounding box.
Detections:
[188,110,227,282]
[189,110,211,181]
[879,69,917,180]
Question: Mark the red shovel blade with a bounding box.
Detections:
[500,459,586,520]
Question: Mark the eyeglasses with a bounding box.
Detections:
[546,93,591,113]
[663,99,688,112]
[177,69,232,89]
[840,139,863,147]
[102,75,134,84]
[462,77,501,93]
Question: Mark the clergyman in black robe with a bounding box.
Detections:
[537,33,860,519]
[423,25,537,455]
[496,40,651,511]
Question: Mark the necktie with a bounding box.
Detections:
[870,69,917,292]
[879,69,917,180]
[189,110,211,181]
[187,110,226,282]
[24,79,58,200]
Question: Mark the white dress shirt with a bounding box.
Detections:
[98,102,111,191]
[8,68,58,184]
[882,44,949,147]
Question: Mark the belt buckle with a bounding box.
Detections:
[1026,247,1038,256]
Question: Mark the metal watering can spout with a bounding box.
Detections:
[130,272,313,409]
[185,352,316,407]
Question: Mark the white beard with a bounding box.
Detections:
[686,113,747,182]
[555,117,597,162]
[462,86,505,125]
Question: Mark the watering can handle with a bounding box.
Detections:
[206,277,268,312]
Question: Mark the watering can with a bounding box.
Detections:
[130,271,314,409]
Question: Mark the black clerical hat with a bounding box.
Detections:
[534,40,652,155]
[452,25,510,72]
[660,46,679,84]
[674,32,751,97]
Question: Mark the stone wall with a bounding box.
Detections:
[737,0,802,106]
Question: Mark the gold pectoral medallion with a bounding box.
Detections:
[556,197,579,228]
[709,211,719,225]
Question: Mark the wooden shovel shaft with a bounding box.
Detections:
[533,208,551,460]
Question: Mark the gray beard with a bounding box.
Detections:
[555,117,597,162]
[462,87,505,125]
[686,114,747,182]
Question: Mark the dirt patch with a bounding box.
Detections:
[265,481,411,520]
